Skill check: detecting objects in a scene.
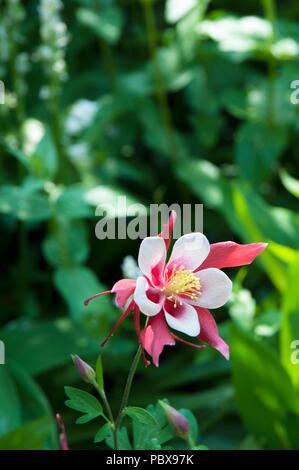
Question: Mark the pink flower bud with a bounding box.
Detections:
[159,401,190,440]
[72,355,95,383]
[56,414,69,450]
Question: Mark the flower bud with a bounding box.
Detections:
[159,401,190,440]
[56,413,69,450]
[72,354,96,383]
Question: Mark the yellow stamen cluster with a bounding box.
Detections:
[161,264,201,308]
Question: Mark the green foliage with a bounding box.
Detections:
[1,0,299,450]
[65,386,104,424]
[125,406,157,426]
[94,422,113,443]
[231,325,299,449]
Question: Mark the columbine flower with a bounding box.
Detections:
[84,211,267,366]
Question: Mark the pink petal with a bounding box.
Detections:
[138,236,166,284]
[111,279,136,308]
[197,241,268,271]
[134,276,165,316]
[164,299,200,337]
[168,232,210,272]
[196,307,229,359]
[188,268,232,309]
[158,210,177,251]
[140,312,175,366]
[151,258,165,288]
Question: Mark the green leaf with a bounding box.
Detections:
[55,186,93,219]
[54,266,111,321]
[0,185,51,222]
[65,386,103,423]
[125,406,157,426]
[231,324,298,449]
[4,144,31,170]
[0,368,21,438]
[7,361,57,448]
[0,318,99,375]
[96,356,104,393]
[0,417,53,450]
[235,122,287,185]
[42,220,89,267]
[33,129,58,178]
[77,7,124,44]
[280,252,299,390]
[106,427,132,450]
[94,422,113,443]
[280,170,299,199]
[132,402,175,450]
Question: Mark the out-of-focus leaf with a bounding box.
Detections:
[4,145,31,170]
[0,417,53,450]
[77,7,124,44]
[33,129,58,178]
[0,319,100,375]
[267,241,297,265]
[235,122,287,184]
[54,266,111,321]
[42,220,89,267]
[0,185,51,222]
[55,186,93,219]
[0,368,21,438]
[280,170,299,199]
[85,185,147,218]
[280,252,299,390]
[231,324,298,449]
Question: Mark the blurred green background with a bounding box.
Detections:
[0,0,299,450]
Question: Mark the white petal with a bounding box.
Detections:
[190,268,232,309]
[138,236,166,281]
[164,302,200,337]
[134,276,164,316]
[168,233,210,272]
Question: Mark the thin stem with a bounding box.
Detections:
[114,345,143,449]
[91,379,117,450]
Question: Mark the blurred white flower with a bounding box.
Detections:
[65,100,98,135]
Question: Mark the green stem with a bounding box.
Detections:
[114,345,143,449]
[91,378,117,449]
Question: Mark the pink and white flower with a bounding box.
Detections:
[84,211,267,366]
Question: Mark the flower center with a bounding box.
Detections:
[161,264,201,308]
